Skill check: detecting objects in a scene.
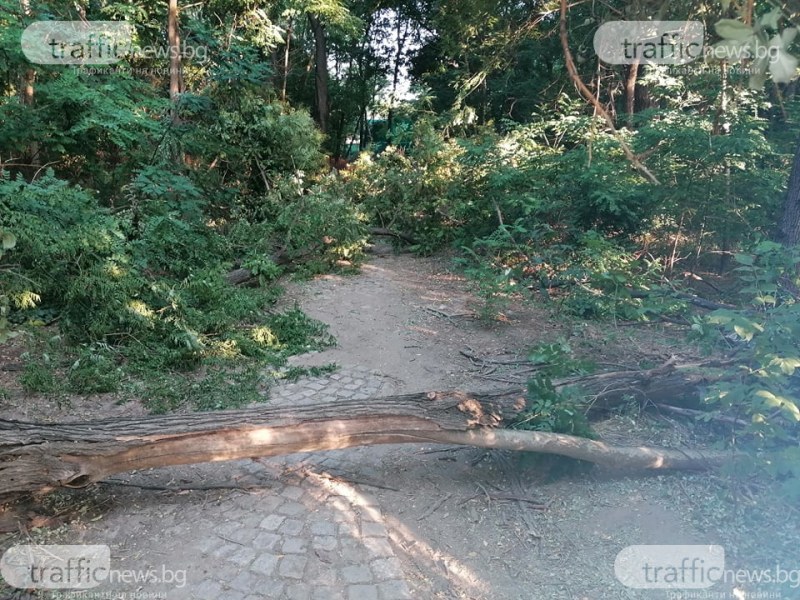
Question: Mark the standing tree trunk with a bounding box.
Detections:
[308,14,329,134]
[281,16,293,102]
[167,0,183,106]
[19,0,39,171]
[779,138,800,246]
[387,12,408,135]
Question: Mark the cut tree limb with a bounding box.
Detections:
[0,379,734,502]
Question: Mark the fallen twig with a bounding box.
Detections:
[418,492,454,521]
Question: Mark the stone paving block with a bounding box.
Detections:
[278,501,306,516]
[341,564,372,584]
[282,536,308,553]
[369,557,404,582]
[222,507,255,520]
[245,494,284,512]
[213,590,246,600]
[310,521,336,536]
[210,541,241,560]
[227,545,258,568]
[312,535,338,551]
[250,552,280,576]
[286,583,312,600]
[215,522,258,545]
[259,514,286,531]
[252,531,282,550]
[363,537,394,558]
[281,485,305,500]
[239,513,267,530]
[313,586,346,600]
[228,569,266,592]
[347,584,379,600]
[279,554,308,579]
[339,540,370,563]
[377,579,412,600]
[278,518,304,535]
[306,562,337,585]
[246,583,285,599]
[209,562,240,584]
[338,522,360,536]
[193,579,224,600]
[196,534,224,556]
[361,521,388,538]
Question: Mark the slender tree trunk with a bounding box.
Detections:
[19,0,39,170]
[281,17,293,102]
[625,60,639,124]
[308,14,329,134]
[387,13,408,135]
[779,138,800,246]
[167,0,183,105]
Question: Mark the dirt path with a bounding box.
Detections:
[1,253,796,600]
[279,255,556,392]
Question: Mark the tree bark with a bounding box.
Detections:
[0,365,731,502]
[308,14,329,134]
[19,0,40,170]
[281,16,293,102]
[625,60,639,123]
[167,0,184,106]
[779,137,800,246]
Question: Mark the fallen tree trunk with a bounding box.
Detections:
[369,227,417,245]
[1,386,734,502]
[225,249,291,286]
[558,357,729,411]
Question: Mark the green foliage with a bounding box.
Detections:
[512,374,595,439]
[0,227,17,343]
[136,364,266,414]
[0,169,344,408]
[692,242,800,495]
[20,357,58,395]
[278,363,338,383]
[67,345,124,394]
[272,181,368,269]
[348,120,465,254]
[511,340,595,438]
[696,243,800,437]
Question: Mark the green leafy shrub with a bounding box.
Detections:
[693,242,800,497]
[0,227,17,343]
[20,359,58,395]
[348,120,465,253]
[511,341,595,437]
[67,345,123,394]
